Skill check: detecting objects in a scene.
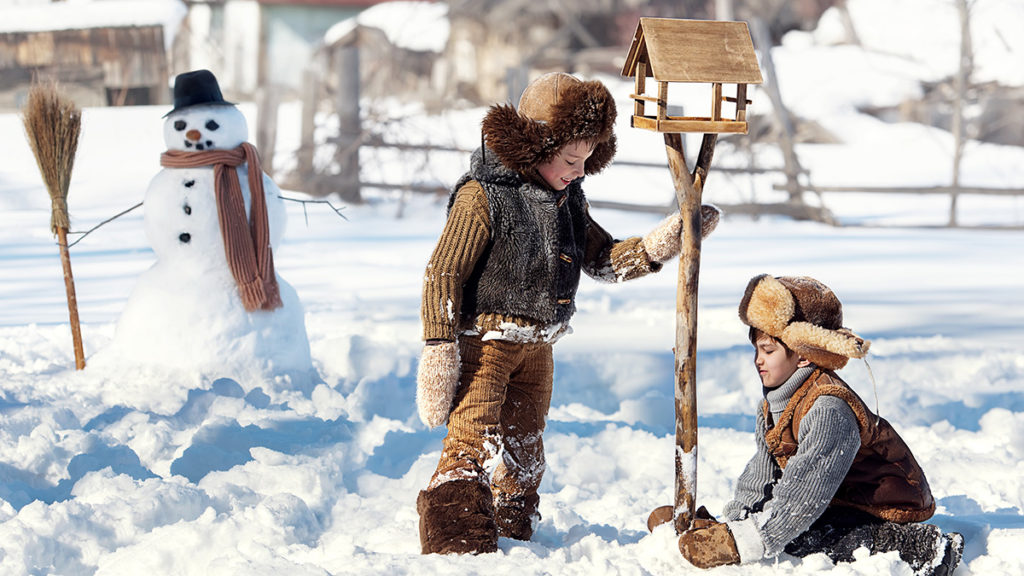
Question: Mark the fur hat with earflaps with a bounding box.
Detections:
[738,274,870,370]
[482,72,617,176]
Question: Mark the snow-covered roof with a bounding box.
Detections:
[0,0,186,44]
[324,0,449,53]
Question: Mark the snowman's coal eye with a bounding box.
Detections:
[205,120,220,131]
[174,120,187,131]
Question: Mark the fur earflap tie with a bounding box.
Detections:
[161,143,282,312]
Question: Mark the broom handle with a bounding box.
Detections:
[56,226,86,370]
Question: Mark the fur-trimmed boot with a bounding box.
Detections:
[417,480,498,555]
[494,492,540,541]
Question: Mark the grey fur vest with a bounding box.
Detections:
[448,147,590,327]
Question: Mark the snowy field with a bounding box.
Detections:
[1,0,1024,575]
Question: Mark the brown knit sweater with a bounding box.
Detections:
[421,181,657,342]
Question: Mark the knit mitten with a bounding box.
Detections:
[642,204,722,262]
[416,341,460,428]
[678,521,741,569]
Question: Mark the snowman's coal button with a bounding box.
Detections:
[179,233,191,243]
[183,204,191,215]
[184,179,195,188]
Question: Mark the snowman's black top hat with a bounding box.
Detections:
[164,69,234,117]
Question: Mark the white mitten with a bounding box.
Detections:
[642,213,683,262]
[416,341,461,428]
[699,203,722,239]
[642,204,722,262]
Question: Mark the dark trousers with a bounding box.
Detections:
[786,506,947,573]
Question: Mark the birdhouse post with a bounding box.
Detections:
[622,17,762,534]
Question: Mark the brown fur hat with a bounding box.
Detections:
[481,72,617,176]
[738,274,870,370]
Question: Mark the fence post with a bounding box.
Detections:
[334,44,362,203]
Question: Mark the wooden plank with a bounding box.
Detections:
[657,82,668,121]
[717,201,836,223]
[711,82,722,121]
[735,83,748,123]
[621,19,646,76]
[630,93,661,103]
[773,184,1024,196]
[632,115,748,134]
[635,114,743,123]
[639,18,763,84]
[634,62,647,118]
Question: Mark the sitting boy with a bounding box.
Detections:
[678,274,963,576]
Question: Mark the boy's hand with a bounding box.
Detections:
[642,204,722,262]
[678,522,741,569]
[416,341,460,427]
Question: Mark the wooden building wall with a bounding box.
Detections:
[0,25,169,109]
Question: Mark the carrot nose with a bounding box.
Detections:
[186,129,202,141]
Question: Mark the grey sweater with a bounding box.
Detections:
[723,365,862,560]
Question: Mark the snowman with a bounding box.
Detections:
[98,70,314,390]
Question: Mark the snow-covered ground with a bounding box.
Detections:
[1,0,1023,574]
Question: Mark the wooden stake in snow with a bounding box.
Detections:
[22,81,86,370]
[622,18,762,534]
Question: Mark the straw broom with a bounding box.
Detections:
[22,81,86,370]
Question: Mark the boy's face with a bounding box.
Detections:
[537,140,593,191]
[754,334,808,388]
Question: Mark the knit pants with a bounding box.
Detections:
[428,335,554,507]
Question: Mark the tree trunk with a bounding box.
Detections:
[950,0,973,226]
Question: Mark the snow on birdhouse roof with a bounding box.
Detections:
[622,18,763,85]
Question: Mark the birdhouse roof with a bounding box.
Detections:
[621,18,763,85]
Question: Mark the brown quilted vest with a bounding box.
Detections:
[763,369,935,523]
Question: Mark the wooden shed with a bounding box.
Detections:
[0,26,171,109]
[621,18,763,134]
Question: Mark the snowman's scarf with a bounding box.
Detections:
[161,143,282,312]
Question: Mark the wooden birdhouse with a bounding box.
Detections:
[621,18,763,134]
[623,18,765,537]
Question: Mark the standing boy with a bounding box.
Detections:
[415,72,719,555]
[678,274,963,576]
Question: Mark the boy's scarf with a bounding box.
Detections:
[160,143,282,312]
